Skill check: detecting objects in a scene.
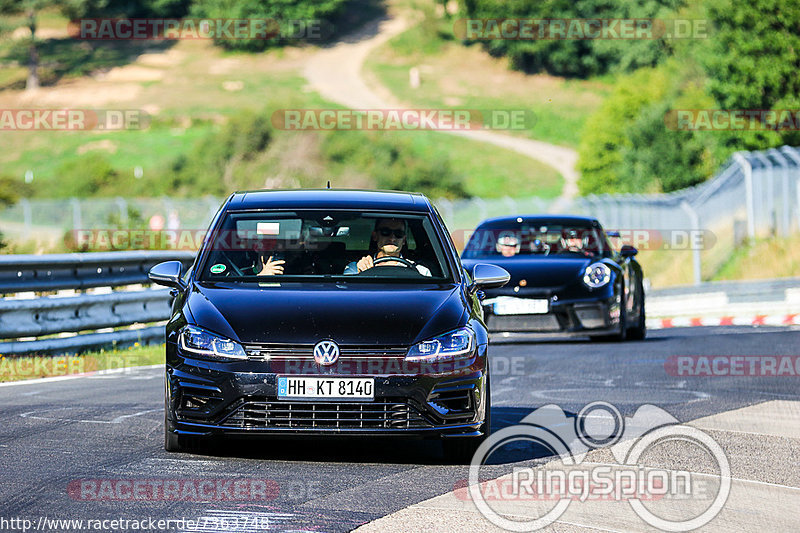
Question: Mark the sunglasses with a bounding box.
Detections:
[378,227,405,238]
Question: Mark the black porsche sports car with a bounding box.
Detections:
[148,189,510,459]
[460,215,645,341]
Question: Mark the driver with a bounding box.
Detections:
[562,229,589,255]
[344,218,431,276]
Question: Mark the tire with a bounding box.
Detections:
[164,411,184,453]
[627,284,646,340]
[442,372,491,464]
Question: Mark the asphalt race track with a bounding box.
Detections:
[1,326,799,532]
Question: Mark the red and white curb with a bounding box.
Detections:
[647,314,800,329]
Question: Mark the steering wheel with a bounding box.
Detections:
[372,256,416,269]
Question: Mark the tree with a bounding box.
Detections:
[699,0,800,149]
[191,0,348,51]
[0,0,55,90]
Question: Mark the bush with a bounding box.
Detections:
[0,175,25,251]
[321,131,469,199]
[577,61,720,194]
[52,153,121,197]
[167,111,273,195]
[459,0,684,77]
[190,0,347,51]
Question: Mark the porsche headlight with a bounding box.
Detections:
[583,263,611,288]
[178,325,247,360]
[406,327,475,363]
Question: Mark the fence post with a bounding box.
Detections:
[114,197,128,226]
[20,198,32,240]
[753,152,774,235]
[680,201,702,286]
[70,198,82,232]
[768,148,791,236]
[780,146,800,233]
[733,152,755,241]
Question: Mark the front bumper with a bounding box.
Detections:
[165,344,488,439]
[484,297,621,336]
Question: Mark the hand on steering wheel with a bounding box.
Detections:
[357,255,415,272]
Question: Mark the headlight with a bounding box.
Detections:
[406,327,475,363]
[583,263,612,288]
[178,325,247,360]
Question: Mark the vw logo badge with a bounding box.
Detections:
[313,340,340,366]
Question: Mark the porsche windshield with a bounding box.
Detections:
[198,210,452,282]
[462,222,611,259]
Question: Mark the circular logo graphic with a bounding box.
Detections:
[313,340,340,366]
[209,264,226,274]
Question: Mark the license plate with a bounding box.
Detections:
[277,377,374,399]
[493,297,549,315]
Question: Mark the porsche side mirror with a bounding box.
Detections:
[469,263,510,294]
[620,245,638,258]
[148,260,185,289]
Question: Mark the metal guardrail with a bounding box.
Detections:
[0,251,196,294]
[646,277,800,319]
[0,251,196,355]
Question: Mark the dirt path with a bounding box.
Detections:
[303,16,580,212]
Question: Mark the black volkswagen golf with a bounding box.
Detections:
[148,189,509,459]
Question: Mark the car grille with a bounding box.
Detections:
[244,343,408,361]
[220,399,433,429]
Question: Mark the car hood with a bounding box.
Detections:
[186,281,465,345]
[463,256,594,290]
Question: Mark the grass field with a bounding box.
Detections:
[0,343,163,383]
[0,8,563,201]
[363,11,613,149]
[713,233,800,281]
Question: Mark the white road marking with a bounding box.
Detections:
[20,406,160,424]
[582,461,800,492]
[530,387,710,401]
[0,364,162,387]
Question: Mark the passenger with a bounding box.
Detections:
[495,232,521,257]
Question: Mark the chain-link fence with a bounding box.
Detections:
[2,146,798,284]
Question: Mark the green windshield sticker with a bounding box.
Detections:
[210,264,226,274]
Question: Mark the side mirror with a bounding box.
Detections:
[620,244,638,258]
[469,263,510,294]
[148,260,185,289]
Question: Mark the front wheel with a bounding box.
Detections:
[627,286,646,340]
[164,411,183,453]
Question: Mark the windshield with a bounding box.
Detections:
[462,222,610,259]
[197,210,452,282]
